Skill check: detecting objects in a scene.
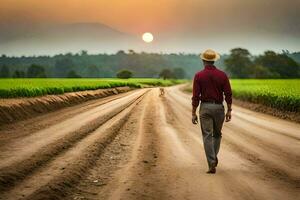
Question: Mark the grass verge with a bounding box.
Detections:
[0,78,186,98]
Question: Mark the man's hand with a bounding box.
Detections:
[192,114,198,124]
[225,111,232,122]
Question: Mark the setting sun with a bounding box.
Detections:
[142,32,154,43]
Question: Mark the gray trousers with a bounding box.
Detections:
[199,103,225,168]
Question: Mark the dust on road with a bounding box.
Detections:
[0,86,299,200]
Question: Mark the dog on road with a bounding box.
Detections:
[159,87,165,97]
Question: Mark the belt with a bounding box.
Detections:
[201,100,223,104]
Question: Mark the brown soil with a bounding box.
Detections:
[0,87,132,125]
[0,86,299,200]
[233,98,300,123]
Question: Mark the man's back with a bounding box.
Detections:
[192,64,232,107]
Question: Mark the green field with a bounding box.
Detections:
[231,79,300,112]
[186,79,300,112]
[0,78,185,98]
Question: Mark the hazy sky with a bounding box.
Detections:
[0,0,299,55]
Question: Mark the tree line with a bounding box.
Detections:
[0,63,187,79]
[225,48,300,78]
[0,50,199,79]
[0,49,299,79]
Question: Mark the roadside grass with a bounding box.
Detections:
[0,78,186,98]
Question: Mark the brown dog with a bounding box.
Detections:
[159,87,165,97]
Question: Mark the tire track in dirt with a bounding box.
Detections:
[69,92,151,200]
[223,120,300,169]
[0,90,148,194]
[0,90,145,165]
[0,90,139,145]
[0,90,148,200]
[109,89,170,200]
[222,126,300,188]
[232,107,300,140]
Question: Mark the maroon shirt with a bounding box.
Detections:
[192,65,232,107]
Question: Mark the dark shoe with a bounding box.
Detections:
[206,163,216,174]
[206,168,216,174]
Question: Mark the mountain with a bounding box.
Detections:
[0,22,139,56]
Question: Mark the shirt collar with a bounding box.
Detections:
[204,65,216,70]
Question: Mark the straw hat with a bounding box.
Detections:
[200,49,220,61]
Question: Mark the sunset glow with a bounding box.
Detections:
[0,0,299,54]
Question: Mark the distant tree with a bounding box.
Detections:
[116,50,126,56]
[159,69,174,80]
[255,51,300,78]
[116,69,133,79]
[224,48,253,78]
[54,58,74,77]
[27,64,47,78]
[80,50,88,56]
[173,68,186,79]
[0,65,10,78]
[85,65,100,78]
[67,70,81,78]
[65,52,73,57]
[248,65,273,78]
[128,49,136,55]
[13,70,26,78]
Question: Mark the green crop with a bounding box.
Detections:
[231,79,300,112]
[0,78,185,98]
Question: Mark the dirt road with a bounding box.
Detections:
[0,86,299,200]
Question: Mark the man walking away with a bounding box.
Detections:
[191,49,232,174]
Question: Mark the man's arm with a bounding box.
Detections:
[224,75,232,122]
[192,74,200,124]
[192,106,197,116]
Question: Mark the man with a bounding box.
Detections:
[192,49,232,174]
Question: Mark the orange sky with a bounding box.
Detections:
[0,0,185,34]
[1,0,299,35]
[0,0,299,54]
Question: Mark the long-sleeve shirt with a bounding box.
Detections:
[192,65,232,108]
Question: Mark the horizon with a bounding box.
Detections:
[0,47,299,58]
